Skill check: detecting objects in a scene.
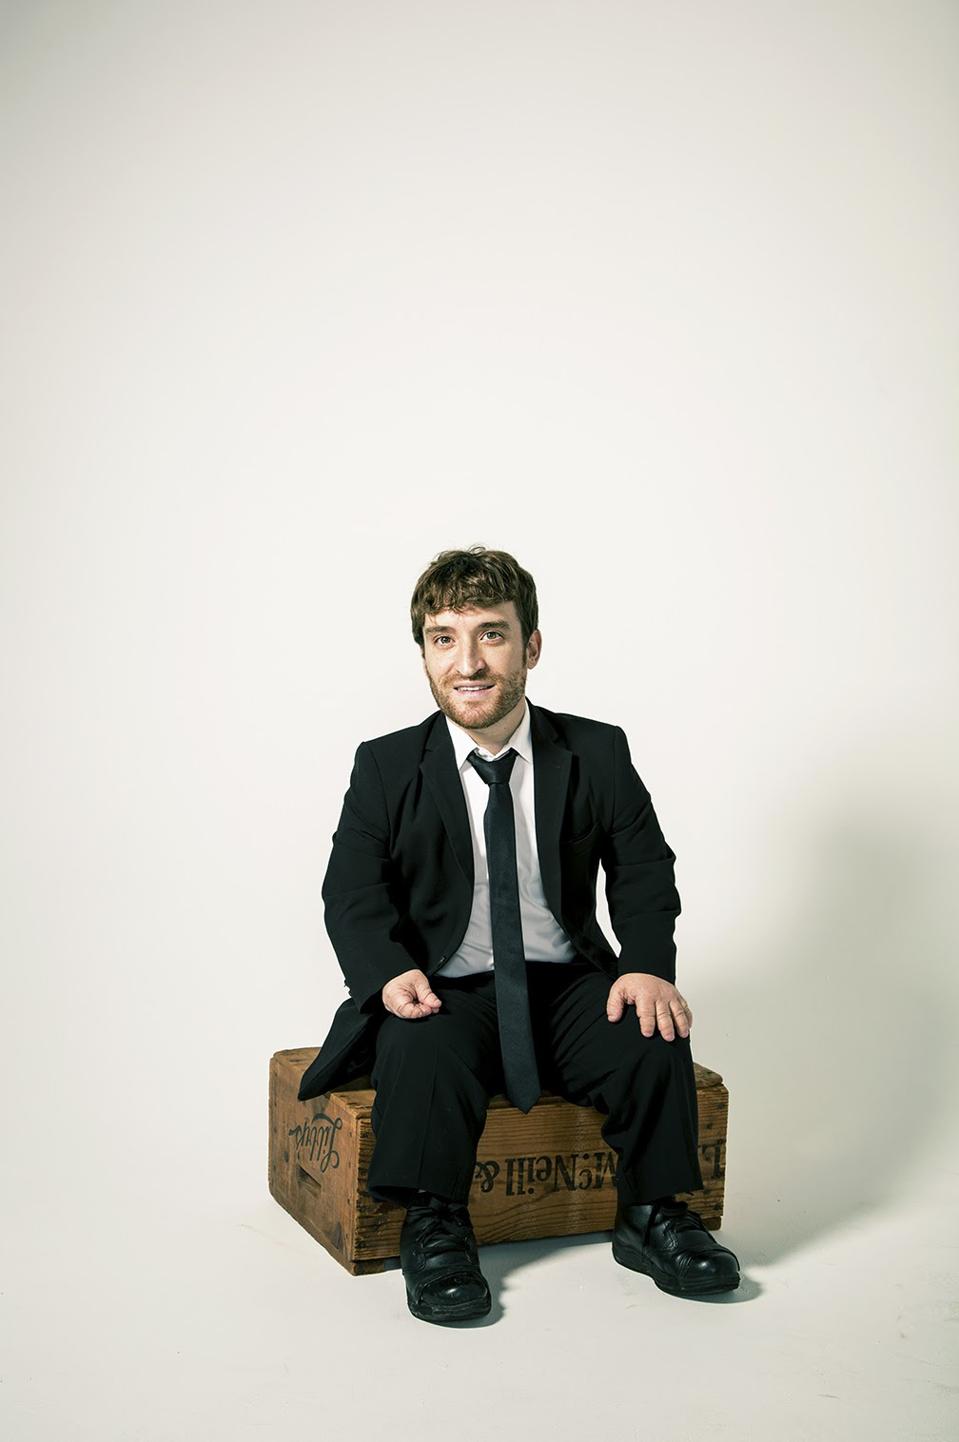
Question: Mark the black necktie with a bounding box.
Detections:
[466,747,542,1113]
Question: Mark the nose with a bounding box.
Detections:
[454,640,487,676]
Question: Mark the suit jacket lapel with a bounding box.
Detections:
[419,714,475,887]
[418,698,572,925]
[528,698,572,924]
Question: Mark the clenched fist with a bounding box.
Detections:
[381,968,444,1020]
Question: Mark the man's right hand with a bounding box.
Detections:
[381,968,443,1019]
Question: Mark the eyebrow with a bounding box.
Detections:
[423,618,512,635]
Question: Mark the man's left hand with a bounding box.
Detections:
[606,973,693,1040]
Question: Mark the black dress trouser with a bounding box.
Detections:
[367,958,705,1208]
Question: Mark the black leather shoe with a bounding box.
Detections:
[612,1196,741,1296]
[399,1193,492,1324]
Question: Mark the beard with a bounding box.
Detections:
[426,665,528,733]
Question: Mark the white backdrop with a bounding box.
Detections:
[2,3,957,1439]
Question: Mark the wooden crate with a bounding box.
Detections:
[269,1047,730,1275]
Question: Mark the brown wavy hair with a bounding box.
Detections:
[410,545,539,652]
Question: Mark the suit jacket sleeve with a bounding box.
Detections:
[601,726,682,985]
[322,741,418,1015]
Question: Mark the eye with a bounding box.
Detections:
[432,631,503,645]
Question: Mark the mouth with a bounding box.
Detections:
[454,684,495,696]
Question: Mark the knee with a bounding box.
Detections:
[614,1027,692,1081]
[373,1011,481,1076]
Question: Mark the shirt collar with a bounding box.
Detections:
[445,696,532,770]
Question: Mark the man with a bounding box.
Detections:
[298,545,740,1324]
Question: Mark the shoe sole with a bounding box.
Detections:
[612,1238,740,1296]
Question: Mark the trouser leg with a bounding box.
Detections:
[527,961,705,1205]
[367,973,504,1207]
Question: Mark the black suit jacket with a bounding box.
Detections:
[297,697,681,1101]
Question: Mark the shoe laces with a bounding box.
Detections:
[409,1196,473,1257]
[653,1199,706,1234]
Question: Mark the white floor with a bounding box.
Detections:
[4,1152,956,1442]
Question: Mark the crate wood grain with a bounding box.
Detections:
[269,1047,730,1276]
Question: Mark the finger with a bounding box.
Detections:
[637,1007,656,1037]
[656,998,675,1041]
[607,990,625,1021]
[671,999,690,1037]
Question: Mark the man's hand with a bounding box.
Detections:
[381,968,443,1020]
[607,973,693,1040]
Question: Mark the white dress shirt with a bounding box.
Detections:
[434,697,579,977]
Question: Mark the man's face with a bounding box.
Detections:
[420,600,541,732]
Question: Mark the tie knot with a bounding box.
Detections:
[467,747,517,785]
